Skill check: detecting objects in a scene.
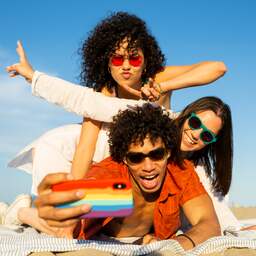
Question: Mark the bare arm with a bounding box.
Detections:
[71,86,115,179]
[141,61,227,105]
[71,118,101,179]
[6,41,147,122]
[174,194,221,250]
[155,62,227,91]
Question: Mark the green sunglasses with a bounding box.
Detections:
[188,112,217,145]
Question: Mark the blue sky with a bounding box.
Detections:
[0,0,255,206]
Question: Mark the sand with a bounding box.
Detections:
[231,206,256,220]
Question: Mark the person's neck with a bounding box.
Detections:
[180,150,194,159]
[117,82,142,99]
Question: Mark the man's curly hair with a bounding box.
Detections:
[108,104,179,164]
[79,12,165,92]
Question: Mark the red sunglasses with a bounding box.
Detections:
[110,55,143,67]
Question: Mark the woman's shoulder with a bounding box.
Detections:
[100,86,116,97]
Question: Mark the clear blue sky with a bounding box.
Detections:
[0,0,255,206]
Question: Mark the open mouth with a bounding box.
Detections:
[139,174,159,190]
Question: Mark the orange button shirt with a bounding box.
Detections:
[77,157,206,240]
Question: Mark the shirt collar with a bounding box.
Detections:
[158,162,183,202]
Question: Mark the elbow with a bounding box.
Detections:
[202,61,228,77]
[212,61,228,77]
[217,61,227,74]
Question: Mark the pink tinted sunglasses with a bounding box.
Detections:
[110,54,143,67]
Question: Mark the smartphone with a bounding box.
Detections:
[52,179,133,218]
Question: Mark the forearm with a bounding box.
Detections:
[174,219,220,250]
[71,147,94,180]
[159,61,227,92]
[31,71,146,122]
[71,119,101,179]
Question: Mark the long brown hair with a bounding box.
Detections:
[175,96,233,196]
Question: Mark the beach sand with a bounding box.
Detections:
[231,206,256,220]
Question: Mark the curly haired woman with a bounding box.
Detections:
[8,12,226,185]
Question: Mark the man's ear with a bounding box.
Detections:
[166,150,171,159]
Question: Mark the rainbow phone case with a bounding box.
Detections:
[52,179,133,218]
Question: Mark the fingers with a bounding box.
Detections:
[37,172,73,195]
[141,78,161,101]
[6,64,20,77]
[38,203,91,222]
[149,86,160,101]
[46,218,80,228]
[16,40,27,63]
[124,85,141,98]
[35,189,91,224]
[35,189,85,207]
[35,173,92,228]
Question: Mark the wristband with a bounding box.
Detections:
[177,234,196,247]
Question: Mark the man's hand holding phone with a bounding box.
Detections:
[34,173,91,228]
[52,178,133,218]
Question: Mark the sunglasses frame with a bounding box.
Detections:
[110,54,143,67]
[188,112,217,145]
[125,147,167,165]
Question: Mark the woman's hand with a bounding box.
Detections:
[118,78,163,101]
[34,173,91,228]
[141,78,163,102]
[6,40,35,83]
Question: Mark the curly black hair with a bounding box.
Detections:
[79,12,165,92]
[108,103,180,165]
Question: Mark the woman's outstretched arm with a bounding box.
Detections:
[155,62,227,91]
[6,41,146,122]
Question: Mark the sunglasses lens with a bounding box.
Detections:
[188,116,201,129]
[148,148,166,161]
[111,55,142,67]
[129,56,142,67]
[126,153,144,164]
[111,56,123,66]
[201,131,214,143]
[126,148,166,164]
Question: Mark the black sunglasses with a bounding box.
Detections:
[125,147,167,165]
[188,112,217,145]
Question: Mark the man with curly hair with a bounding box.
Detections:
[34,104,220,250]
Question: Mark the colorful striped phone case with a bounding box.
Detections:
[52,179,133,218]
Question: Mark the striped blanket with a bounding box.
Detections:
[0,226,256,256]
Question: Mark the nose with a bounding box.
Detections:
[122,58,131,69]
[142,157,155,172]
[191,129,202,141]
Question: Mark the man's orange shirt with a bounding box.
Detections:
[77,157,206,240]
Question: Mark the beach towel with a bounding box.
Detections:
[0,225,256,256]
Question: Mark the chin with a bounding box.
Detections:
[138,180,162,194]
[140,187,161,195]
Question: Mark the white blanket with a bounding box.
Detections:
[0,226,256,256]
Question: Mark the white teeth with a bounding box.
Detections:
[142,174,157,180]
[185,132,196,145]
